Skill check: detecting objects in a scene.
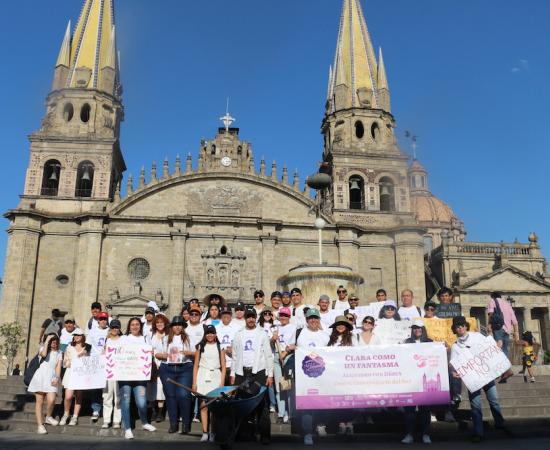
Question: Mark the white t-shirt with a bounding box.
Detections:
[167,335,192,364]
[242,329,257,367]
[87,327,109,354]
[60,328,75,351]
[450,332,487,361]
[142,321,154,340]
[319,310,337,330]
[296,328,330,348]
[331,335,357,347]
[187,323,205,349]
[398,305,424,321]
[276,323,297,349]
[232,318,246,331]
[216,323,237,368]
[333,299,350,311]
[121,334,148,345]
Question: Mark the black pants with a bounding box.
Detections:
[235,369,271,441]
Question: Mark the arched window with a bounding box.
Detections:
[80,103,91,123]
[75,161,94,197]
[379,176,395,212]
[371,122,380,141]
[41,159,61,196]
[211,145,216,155]
[355,121,365,139]
[63,103,74,122]
[423,235,434,255]
[349,175,365,210]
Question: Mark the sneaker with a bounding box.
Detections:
[337,423,346,434]
[59,413,69,426]
[200,432,209,442]
[283,414,289,424]
[192,415,200,423]
[101,422,110,429]
[270,405,276,413]
[530,377,536,383]
[68,415,78,426]
[430,414,438,422]
[37,425,48,434]
[401,434,414,444]
[422,434,432,444]
[209,433,215,443]
[444,411,456,422]
[45,416,59,426]
[124,429,134,440]
[304,434,314,446]
[316,425,327,437]
[113,422,121,429]
[142,423,156,432]
[91,412,100,423]
[346,423,354,435]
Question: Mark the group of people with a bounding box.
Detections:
[26,286,530,445]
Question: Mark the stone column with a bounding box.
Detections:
[260,232,277,292]
[168,226,188,318]
[72,218,104,326]
[393,230,426,301]
[336,228,359,269]
[0,215,42,362]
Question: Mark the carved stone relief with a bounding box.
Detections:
[188,185,261,216]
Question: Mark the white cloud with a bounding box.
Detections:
[511,59,529,74]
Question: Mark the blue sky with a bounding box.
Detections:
[0,0,549,277]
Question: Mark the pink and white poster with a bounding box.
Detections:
[105,345,153,381]
[295,343,449,410]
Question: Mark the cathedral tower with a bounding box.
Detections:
[23,0,125,208]
[322,0,410,216]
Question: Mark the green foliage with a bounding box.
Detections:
[543,350,550,365]
[0,322,26,376]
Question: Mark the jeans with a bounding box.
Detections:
[468,381,505,436]
[493,329,510,357]
[119,381,148,431]
[404,406,430,435]
[301,411,327,435]
[273,359,287,418]
[90,389,102,415]
[159,363,193,427]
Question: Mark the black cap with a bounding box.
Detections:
[90,302,102,310]
[145,306,156,314]
[204,325,217,335]
[245,308,257,318]
[271,291,282,298]
[452,316,468,328]
[290,287,302,295]
[254,290,265,297]
[235,301,246,311]
[424,300,437,310]
[170,316,187,327]
[109,319,121,329]
[220,307,232,315]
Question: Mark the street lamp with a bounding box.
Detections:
[306,172,332,265]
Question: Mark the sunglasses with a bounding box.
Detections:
[345,316,355,321]
[263,312,272,315]
[337,290,347,294]
[426,307,436,311]
[254,294,264,298]
[190,312,200,316]
[349,298,358,301]
[386,306,396,311]
[364,320,375,325]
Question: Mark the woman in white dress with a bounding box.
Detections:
[27,333,62,434]
[148,314,169,422]
[59,329,91,426]
[192,325,226,442]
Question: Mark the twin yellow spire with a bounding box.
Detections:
[54,0,119,94]
[328,0,390,112]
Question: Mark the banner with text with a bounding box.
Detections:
[67,355,107,390]
[373,320,412,344]
[423,318,478,344]
[450,335,511,393]
[105,344,153,381]
[295,343,450,410]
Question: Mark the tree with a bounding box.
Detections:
[0,322,26,376]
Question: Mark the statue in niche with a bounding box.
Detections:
[207,268,214,285]
[231,270,239,287]
[219,266,227,286]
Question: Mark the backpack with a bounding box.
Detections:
[24,354,45,387]
[490,299,505,331]
[43,319,61,337]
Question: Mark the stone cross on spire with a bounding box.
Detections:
[220,98,235,132]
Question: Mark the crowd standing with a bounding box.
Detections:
[26,287,527,445]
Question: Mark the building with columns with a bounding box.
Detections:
[1,0,549,361]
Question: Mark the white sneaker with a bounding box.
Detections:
[142,423,156,432]
[101,422,110,429]
[209,433,215,443]
[192,416,200,423]
[37,425,48,435]
[91,412,100,423]
[430,414,438,423]
[422,434,432,444]
[45,416,59,426]
[337,423,346,434]
[283,414,289,424]
[124,429,134,439]
[68,415,78,426]
[270,405,276,413]
[59,413,69,426]
[346,423,354,435]
[200,432,209,442]
[304,434,314,446]
[316,425,327,437]
[113,422,121,429]
[401,434,414,444]
[444,411,455,422]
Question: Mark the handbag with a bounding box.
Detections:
[24,354,44,386]
[275,341,293,392]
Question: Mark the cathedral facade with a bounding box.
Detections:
[2,0,550,360]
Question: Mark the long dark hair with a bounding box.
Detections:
[44,333,60,353]
[71,333,87,346]
[379,306,401,320]
[125,317,143,336]
[203,304,221,322]
[168,324,190,345]
[196,334,221,353]
[328,326,354,347]
[258,311,274,328]
[409,326,430,341]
